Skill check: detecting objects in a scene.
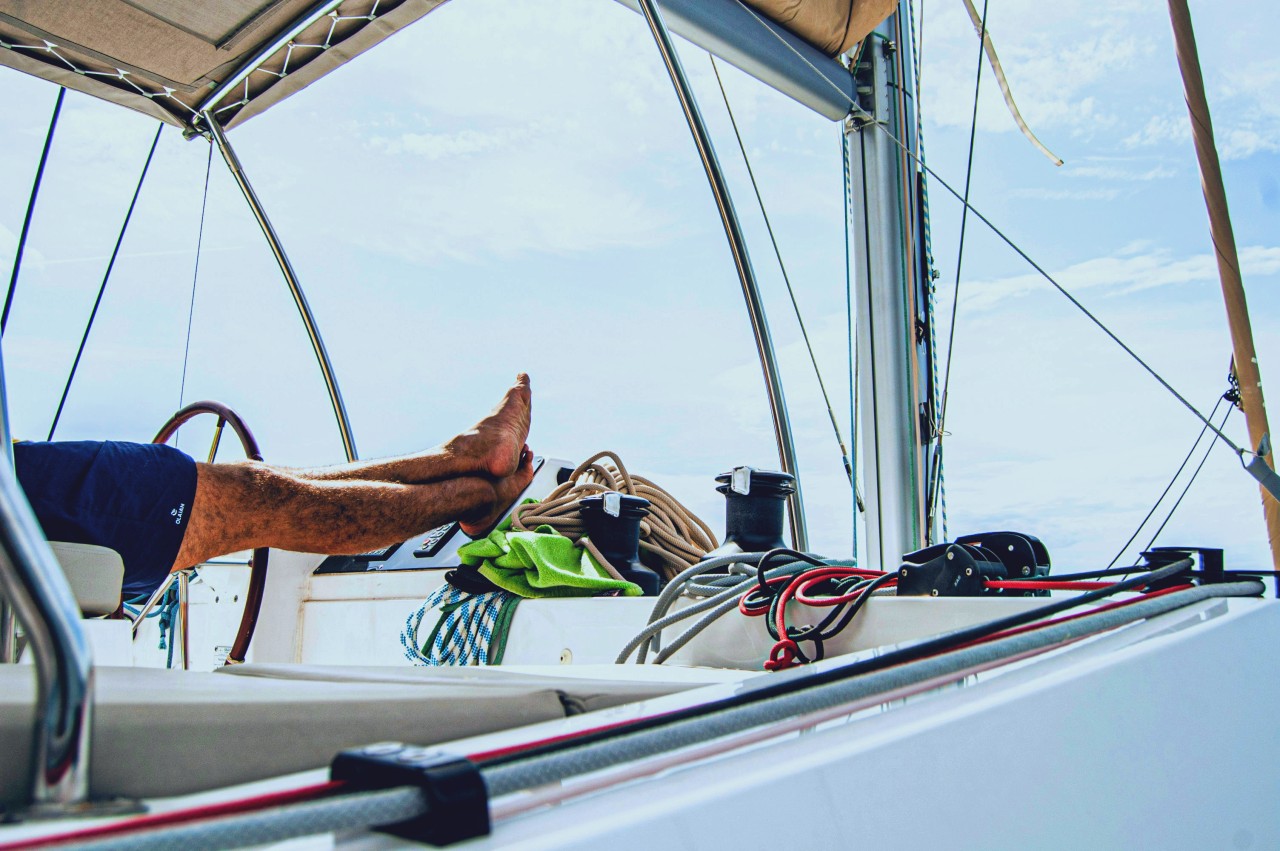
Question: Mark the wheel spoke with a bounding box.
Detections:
[151,401,269,667]
[208,416,226,463]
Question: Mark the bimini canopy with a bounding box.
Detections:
[0,0,895,132]
[0,0,453,131]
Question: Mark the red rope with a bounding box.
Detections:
[985,580,1119,591]
[736,567,895,671]
[0,781,345,850]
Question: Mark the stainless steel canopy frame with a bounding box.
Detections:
[204,112,359,463]
[635,0,808,550]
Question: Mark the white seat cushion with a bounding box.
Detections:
[49,542,124,616]
[0,664,712,805]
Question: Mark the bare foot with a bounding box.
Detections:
[449,373,532,479]
[460,447,536,537]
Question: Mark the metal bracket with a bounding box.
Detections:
[1243,451,1280,503]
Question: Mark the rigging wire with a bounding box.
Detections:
[927,0,990,540]
[1105,392,1228,569]
[734,2,1251,467]
[914,0,926,103]
[47,123,164,441]
[905,0,946,543]
[1141,400,1234,555]
[3,87,66,337]
[179,140,215,416]
[844,27,870,545]
[842,114,863,555]
[708,54,856,491]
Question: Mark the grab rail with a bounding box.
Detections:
[0,341,96,813]
[0,449,94,809]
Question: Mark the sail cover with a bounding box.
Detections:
[0,0,895,131]
[742,0,897,56]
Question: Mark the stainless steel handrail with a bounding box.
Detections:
[205,112,359,462]
[0,333,95,810]
[0,449,94,808]
[0,342,16,665]
[636,0,808,550]
[0,602,15,663]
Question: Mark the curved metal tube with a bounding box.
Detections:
[635,0,807,549]
[0,347,14,665]
[196,0,345,118]
[0,450,93,807]
[205,113,359,462]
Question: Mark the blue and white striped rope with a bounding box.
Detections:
[400,585,508,666]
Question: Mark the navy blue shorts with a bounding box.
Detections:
[13,441,198,598]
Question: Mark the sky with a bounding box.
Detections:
[0,0,1276,571]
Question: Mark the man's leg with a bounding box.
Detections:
[172,450,535,569]
[290,374,532,485]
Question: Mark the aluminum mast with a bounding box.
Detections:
[847,11,934,568]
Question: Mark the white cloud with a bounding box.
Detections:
[370,124,537,160]
[1217,127,1280,160]
[1068,162,1176,182]
[919,2,1151,141]
[1123,113,1192,151]
[1008,187,1122,202]
[920,0,1280,164]
[961,244,1280,310]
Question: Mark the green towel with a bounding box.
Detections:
[457,514,642,599]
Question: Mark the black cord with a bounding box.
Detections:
[1141,402,1233,553]
[793,572,896,654]
[1105,394,1227,569]
[3,87,65,337]
[1001,566,1147,582]
[482,558,1200,770]
[752,547,824,600]
[48,123,164,440]
[748,551,896,663]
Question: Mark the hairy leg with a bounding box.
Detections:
[173,448,537,569]
[290,373,532,485]
[173,462,494,568]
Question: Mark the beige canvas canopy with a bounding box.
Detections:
[0,0,894,131]
[742,0,897,56]
[0,0,448,131]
